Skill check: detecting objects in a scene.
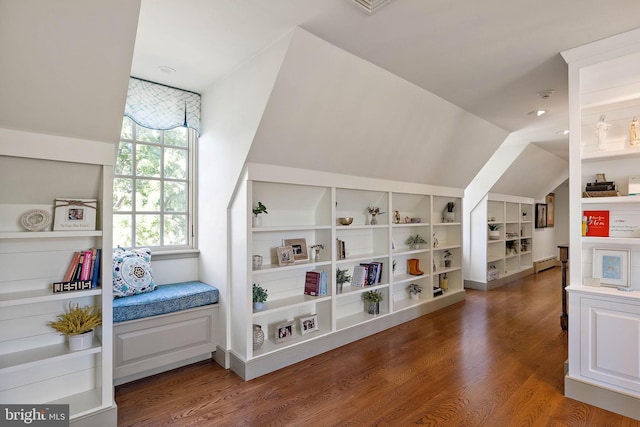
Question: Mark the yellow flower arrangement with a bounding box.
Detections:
[48,303,102,336]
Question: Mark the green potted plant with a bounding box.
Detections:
[407,283,422,300]
[336,268,351,294]
[362,289,383,315]
[443,201,456,222]
[488,223,501,240]
[406,234,427,249]
[252,202,268,227]
[252,283,268,311]
[48,303,102,351]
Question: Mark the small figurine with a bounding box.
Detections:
[394,210,401,224]
[596,115,610,149]
[630,117,639,147]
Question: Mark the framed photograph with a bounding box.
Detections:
[593,248,631,289]
[299,314,319,336]
[276,245,295,266]
[53,198,97,231]
[284,238,308,261]
[275,320,295,344]
[545,193,555,227]
[535,203,547,229]
[596,173,607,183]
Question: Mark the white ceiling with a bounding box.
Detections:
[131,0,640,161]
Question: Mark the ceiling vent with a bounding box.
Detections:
[351,0,393,14]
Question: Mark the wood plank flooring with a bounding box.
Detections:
[115,268,640,426]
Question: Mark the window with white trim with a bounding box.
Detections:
[113,117,196,250]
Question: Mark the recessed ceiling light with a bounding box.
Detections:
[157,65,176,74]
[556,130,570,135]
[528,109,547,117]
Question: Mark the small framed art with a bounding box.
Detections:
[53,198,97,231]
[593,248,631,289]
[284,238,308,261]
[299,314,319,336]
[275,320,295,344]
[535,203,547,229]
[276,245,295,266]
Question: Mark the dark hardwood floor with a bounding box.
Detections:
[115,268,640,426]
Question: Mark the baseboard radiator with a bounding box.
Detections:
[534,257,557,273]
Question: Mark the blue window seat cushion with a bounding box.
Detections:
[113,281,219,323]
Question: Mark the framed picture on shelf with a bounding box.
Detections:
[275,320,295,344]
[284,238,308,261]
[276,245,295,266]
[299,314,319,336]
[535,203,547,229]
[593,248,631,289]
[545,193,555,227]
[53,198,97,231]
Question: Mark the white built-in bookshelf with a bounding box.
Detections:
[229,163,465,380]
[0,129,115,425]
[467,193,534,290]
[561,28,640,420]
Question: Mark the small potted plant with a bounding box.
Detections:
[48,303,102,351]
[488,223,501,240]
[406,234,427,250]
[407,283,422,300]
[362,289,383,315]
[252,202,268,227]
[336,268,351,294]
[443,201,456,222]
[252,283,268,311]
[310,244,324,262]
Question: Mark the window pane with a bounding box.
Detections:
[136,126,161,143]
[121,117,133,139]
[135,179,161,211]
[115,142,133,175]
[136,144,161,177]
[164,214,188,246]
[136,214,161,246]
[113,214,132,247]
[164,181,187,212]
[113,178,133,211]
[164,147,187,179]
[164,127,187,147]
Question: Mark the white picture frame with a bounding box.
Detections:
[53,198,97,231]
[299,314,319,336]
[593,248,631,289]
[275,320,295,344]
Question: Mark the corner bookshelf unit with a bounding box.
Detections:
[0,129,115,425]
[467,193,534,290]
[562,29,640,420]
[229,163,465,380]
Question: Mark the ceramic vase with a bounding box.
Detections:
[253,324,265,350]
[68,329,93,352]
[367,302,379,315]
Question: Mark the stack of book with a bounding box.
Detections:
[53,248,101,293]
[583,181,619,197]
[304,270,328,296]
[351,262,383,287]
[336,239,346,259]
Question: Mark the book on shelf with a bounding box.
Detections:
[63,251,81,282]
[585,183,617,192]
[352,265,369,287]
[80,249,93,280]
[336,239,346,259]
[584,210,609,237]
[306,270,328,296]
[73,253,85,281]
[91,248,101,288]
[610,211,640,238]
[360,262,383,285]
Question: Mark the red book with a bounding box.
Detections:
[584,210,609,237]
[304,271,322,296]
[80,250,93,280]
[63,252,81,282]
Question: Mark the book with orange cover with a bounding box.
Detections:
[63,251,81,282]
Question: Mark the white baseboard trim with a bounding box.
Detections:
[565,375,640,421]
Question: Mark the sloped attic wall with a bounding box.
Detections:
[0,1,140,143]
[247,28,509,189]
[490,143,568,200]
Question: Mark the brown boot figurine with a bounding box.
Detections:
[407,258,424,275]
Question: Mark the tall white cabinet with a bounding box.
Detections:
[229,163,465,380]
[0,129,116,426]
[562,29,640,420]
[467,193,534,290]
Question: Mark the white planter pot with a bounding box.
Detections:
[68,330,94,352]
[253,301,266,311]
[252,215,262,228]
[488,230,500,240]
[444,212,455,222]
[410,293,420,300]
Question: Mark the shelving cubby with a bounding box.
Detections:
[230,164,465,380]
[0,132,115,424]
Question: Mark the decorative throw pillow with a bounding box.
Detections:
[112,247,156,298]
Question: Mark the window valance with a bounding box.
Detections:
[124,77,201,135]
